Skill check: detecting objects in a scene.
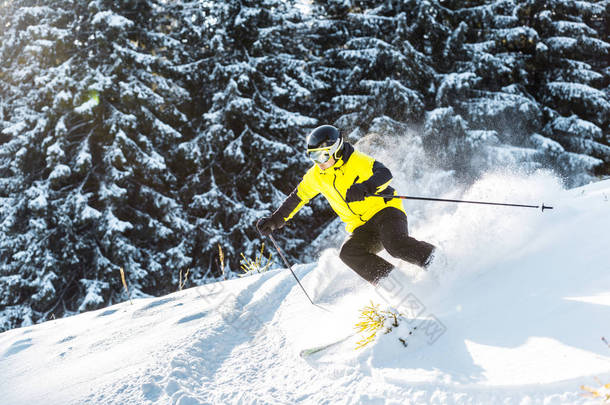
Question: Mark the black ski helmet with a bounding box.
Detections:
[306,125,343,163]
[307,125,341,149]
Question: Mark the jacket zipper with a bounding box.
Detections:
[333,172,365,223]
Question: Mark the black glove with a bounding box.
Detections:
[345,182,372,203]
[257,214,285,236]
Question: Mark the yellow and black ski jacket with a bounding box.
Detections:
[275,143,405,233]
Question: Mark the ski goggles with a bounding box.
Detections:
[307,147,333,164]
[307,138,343,164]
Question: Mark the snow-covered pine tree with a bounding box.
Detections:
[0,0,197,330]
[306,0,492,183]
[308,1,437,137]
[439,0,609,185]
[432,0,542,178]
[85,0,200,299]
[522,0,609,182]
[173,0,320,274]
[0,1,97,329]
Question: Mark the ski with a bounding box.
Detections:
[299,333,356,357]
[300,324,421,358]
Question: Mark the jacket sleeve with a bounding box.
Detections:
[273,170,319,222]
[362,160,393,194]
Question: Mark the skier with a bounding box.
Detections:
[257,125,442,286]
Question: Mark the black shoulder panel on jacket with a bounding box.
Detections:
[367,160,393,189]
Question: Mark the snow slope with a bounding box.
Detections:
[1,174,610,405]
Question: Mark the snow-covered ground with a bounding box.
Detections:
[1,174,609,405]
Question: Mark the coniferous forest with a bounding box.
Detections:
[0,0,608,331]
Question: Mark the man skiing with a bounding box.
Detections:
[257,125,439,286]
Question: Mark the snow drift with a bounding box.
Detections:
[1,175,609,405]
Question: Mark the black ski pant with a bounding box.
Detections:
[339,207,435,285]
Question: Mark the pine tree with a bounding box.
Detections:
[308,1,437,135]
[0,1,94,328]
[438,0,609,185]
[173,0,321,273]
[0,0,197,329]
[525,0,610,180]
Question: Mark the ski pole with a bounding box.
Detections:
[369,193,553,211]
[257,224,315,305]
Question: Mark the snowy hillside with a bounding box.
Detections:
[1,174,609,405]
